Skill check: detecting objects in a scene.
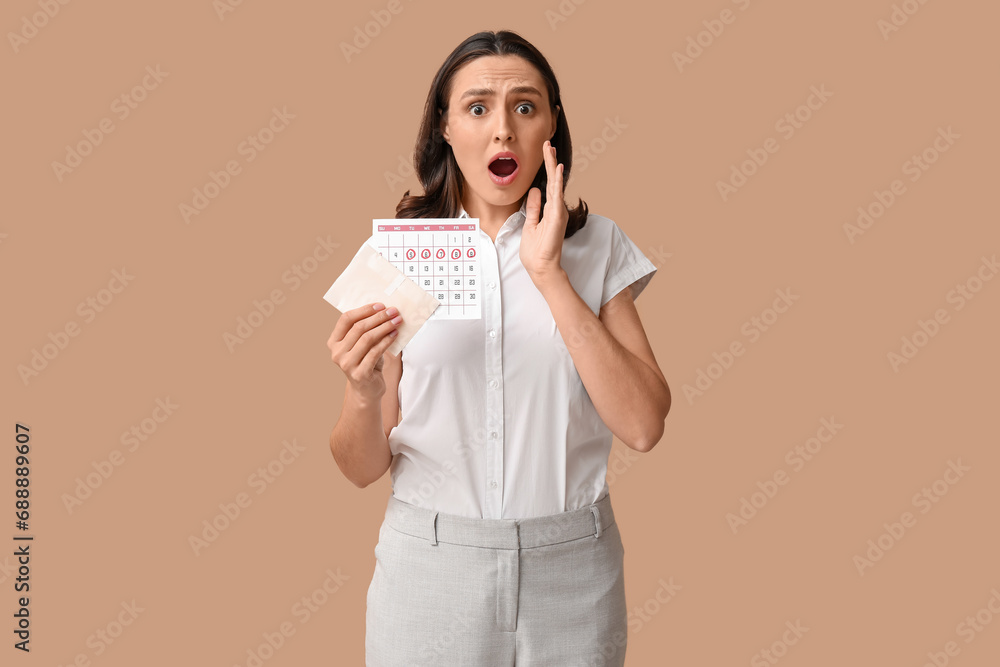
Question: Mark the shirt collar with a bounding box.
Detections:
[458,198,528,229]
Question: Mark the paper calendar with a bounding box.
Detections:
[368,218,482,320]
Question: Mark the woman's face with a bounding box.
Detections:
[440,55,559,211]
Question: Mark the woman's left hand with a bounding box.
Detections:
[520,140,568,288]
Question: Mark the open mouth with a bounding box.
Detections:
[489,157,518,177]
[487,152,520,185]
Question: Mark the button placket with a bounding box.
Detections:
[482,231,504,519]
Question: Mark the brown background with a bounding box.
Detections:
[3,0,999,665]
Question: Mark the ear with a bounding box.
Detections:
[439,108,450,144]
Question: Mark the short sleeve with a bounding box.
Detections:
[601,220,658,308]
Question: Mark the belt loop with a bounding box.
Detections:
[591,506,602,539]
[430,512,439,546]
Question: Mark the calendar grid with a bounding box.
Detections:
[373,220,482,320]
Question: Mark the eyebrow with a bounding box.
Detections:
[459,85,544,101]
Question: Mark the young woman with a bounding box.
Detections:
[328,30,670,666]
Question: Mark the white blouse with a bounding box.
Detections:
[359,198,657,519]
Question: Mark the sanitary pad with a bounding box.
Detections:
[322,242,439,356]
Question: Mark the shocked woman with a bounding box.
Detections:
[327,29,670,666]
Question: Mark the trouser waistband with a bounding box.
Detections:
[383,492,616,549]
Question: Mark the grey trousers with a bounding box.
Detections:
[365,491,628,666]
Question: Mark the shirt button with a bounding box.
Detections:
[490,480,498,489]
[489,329,496,338]
[490,431,497,439]
[489,379,498,388]
[497,238,504,246]
[489,281,496,290]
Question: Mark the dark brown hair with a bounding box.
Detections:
[395,30,588,239]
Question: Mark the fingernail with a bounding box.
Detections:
[373,303,385,311]
[385,306,399,317]
[391,315,403,325]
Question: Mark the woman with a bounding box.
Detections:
[328,30,670,666]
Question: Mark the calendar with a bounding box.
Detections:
[369,218,482,320]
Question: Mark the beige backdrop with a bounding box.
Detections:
[4,0,999,665]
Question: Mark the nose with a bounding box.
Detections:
[493,107,513,143]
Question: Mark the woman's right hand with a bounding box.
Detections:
[327,302,402,402]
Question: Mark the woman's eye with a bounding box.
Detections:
[468,102,534,116]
